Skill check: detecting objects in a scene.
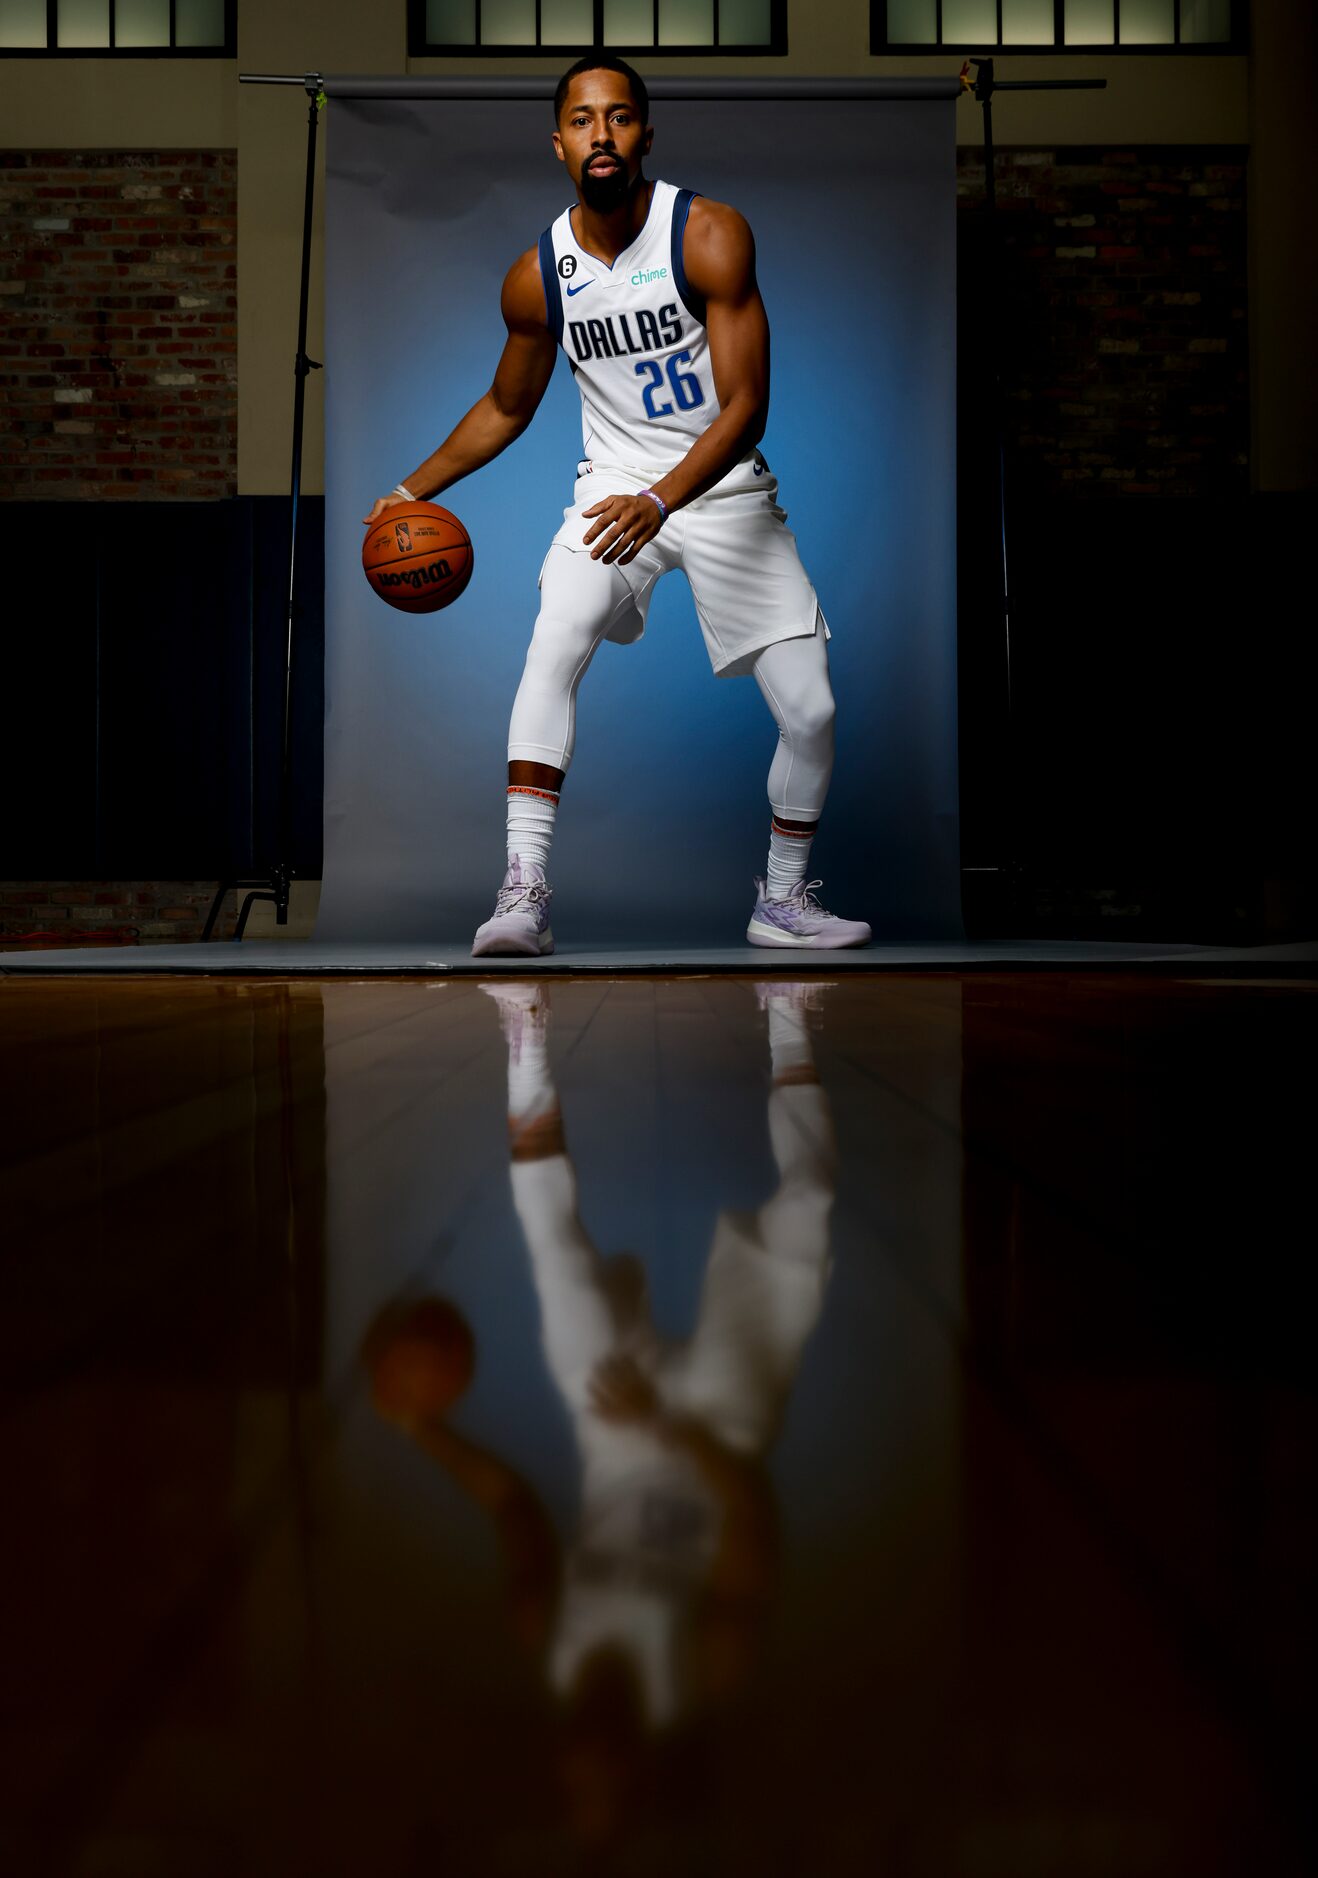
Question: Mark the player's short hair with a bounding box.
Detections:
[553,55,650,128]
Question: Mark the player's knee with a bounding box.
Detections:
[523,613,593,687]
[789,686,836,749]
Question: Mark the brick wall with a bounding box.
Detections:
[0,151,236,502]
[0,145,1244,506]
[0,883,236,945]
[956,145,1249,497]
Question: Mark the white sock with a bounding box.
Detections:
[508,1029,554,1123]
[766,815,817,899]
[767,999,813,1082]
[507,784,558,874]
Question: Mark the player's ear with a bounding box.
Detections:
[643,125,654,156]
[552,130,565,163]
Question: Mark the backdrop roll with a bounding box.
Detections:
[321,96,959,942]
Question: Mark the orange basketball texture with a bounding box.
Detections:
[363,1298,476,1421]
[362,501,473,613]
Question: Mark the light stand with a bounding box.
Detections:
[202,72,325,942]
[960,57,1106,926]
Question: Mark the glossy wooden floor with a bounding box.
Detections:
[2,972,1315,1876]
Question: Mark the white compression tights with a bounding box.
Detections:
[750,631,836,822]
[507,545,836,820]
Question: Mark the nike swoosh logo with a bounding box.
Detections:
[565,279,594,297]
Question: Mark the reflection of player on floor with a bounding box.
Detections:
[363,54,871,956]
[496,978,835,1728]
[367,979,837,1851]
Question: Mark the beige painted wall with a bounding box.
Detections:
[4,1,1302,495]
[0,56,236,146]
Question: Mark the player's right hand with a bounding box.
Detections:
[362,492,413,526]
[588,1354,660,1427]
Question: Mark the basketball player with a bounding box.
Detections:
[364,55,870,955]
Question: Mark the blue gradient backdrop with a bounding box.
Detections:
[321,99,959,942]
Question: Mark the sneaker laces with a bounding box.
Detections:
[494,879,551,916]
[792,879,831,916]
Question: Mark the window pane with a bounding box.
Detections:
[1065,0,1114,43]
[942,0,996,40]
[885,0,935,41]
[58,0,109,46]
[886,0,938,39]
[481,0,535,43]
[115,0,169,45]
[1001,0,1055,41]
[1180,0,1231,41]
[540,0,591,43]
[604,0,653,44]
[0,0,47,47]
[659,0,711,42]
[174,0,225,45]
[427,0,475,39]
[1120,0,1174,41]
[720,0,771,41]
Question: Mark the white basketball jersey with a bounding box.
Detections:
[539,179,757,488]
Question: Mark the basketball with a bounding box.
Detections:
[362,1297,476,1422]
[362,500,473,614]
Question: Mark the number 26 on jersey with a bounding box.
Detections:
[635,347,705,422]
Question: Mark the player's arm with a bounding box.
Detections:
[408,1418,561,1656]
[657,200,769,508]
[581,200,769,563]
[363,248,557,524]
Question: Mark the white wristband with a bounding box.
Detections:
[393,482,415,500]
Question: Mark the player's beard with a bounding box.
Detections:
[579,158,633,214]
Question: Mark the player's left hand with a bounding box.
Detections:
[582,492,665,566]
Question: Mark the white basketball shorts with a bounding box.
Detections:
[542,461,830,678]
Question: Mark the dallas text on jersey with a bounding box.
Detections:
[566,302,684,364]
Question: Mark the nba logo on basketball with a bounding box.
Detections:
[394,522,412,553]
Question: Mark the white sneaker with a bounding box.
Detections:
[478,980,550,1057]
[471,857,554,958]
[747,877,871,949]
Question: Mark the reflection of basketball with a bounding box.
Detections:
[362,1298,475,1421]
[362,501,473,614]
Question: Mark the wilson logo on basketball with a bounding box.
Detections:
[394,522,413,553]
[376,560,453,591]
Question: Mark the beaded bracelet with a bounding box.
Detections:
[638,488,669,523]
